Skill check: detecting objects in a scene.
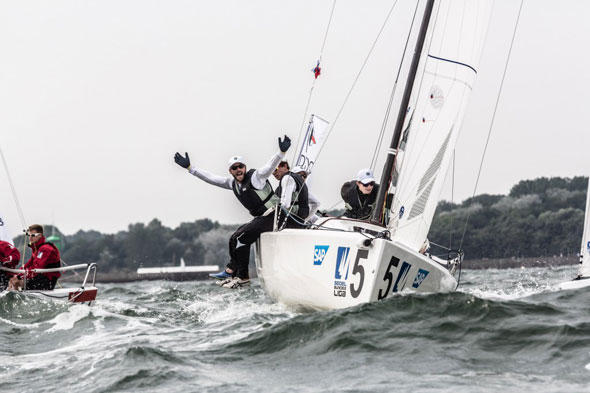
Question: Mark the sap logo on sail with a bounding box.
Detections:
[333,247,351,297]
[314,245,329,265]
[412,268,429,288]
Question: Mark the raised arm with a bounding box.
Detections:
[174,152,232,190]
[188,167,233,190]
[250,135,291,189]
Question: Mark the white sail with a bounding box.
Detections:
[578,179,590,277]
[389,0,492,251]
[294,114,330,177]
[0,211,13,243]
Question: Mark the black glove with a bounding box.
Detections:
[174,152,190,169]
[278,135,291,152]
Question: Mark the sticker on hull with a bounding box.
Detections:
[333,247,351,297]
[314,245,329,265]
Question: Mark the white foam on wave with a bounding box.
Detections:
[46,304,91,332]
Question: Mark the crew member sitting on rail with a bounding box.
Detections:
[341,168,380,220]
[0,240,20,290]
[272,162,310,228]
[174,135,291,289]
[8,224,61,291]
[290,165,321,224]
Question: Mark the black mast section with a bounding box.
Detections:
[371,0,435,225]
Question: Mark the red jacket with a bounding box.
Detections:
[0,241,20,276]
[23,236,61,280]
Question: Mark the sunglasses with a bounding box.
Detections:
[361,182,375,187]
[230,164,245,171]
[28,233,42,238]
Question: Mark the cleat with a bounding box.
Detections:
[221,277,250,289]
[209,270,232,280]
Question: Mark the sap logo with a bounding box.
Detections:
[412,268,429,288]
[334,247,351,280]
[314,245,329,265]
[399,206,405,219]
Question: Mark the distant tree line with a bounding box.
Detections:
[12,176,588,272]
[428,176,587,259]
[14,219,238,273]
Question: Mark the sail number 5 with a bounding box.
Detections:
[350,249,369,298]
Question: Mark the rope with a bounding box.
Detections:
[370,0,421,171]
[458,0,525,249]
[291,0,337,164]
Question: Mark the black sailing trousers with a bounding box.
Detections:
[226,214,275,279]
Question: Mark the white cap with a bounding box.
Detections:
[292,165,307,174]
[227,155,245,169]
[356,168,375,185]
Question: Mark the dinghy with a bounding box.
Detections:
[1,263,98,304]
[557,178,590,291]
[256,0,492,309]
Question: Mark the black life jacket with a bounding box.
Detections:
[275,172,310,219]
[341,180,380,220]
[232,169,279,217]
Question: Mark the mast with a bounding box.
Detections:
[371,0,435,225]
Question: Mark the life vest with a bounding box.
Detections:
[27,241,61,280]
[276,172,309,219]
[341,180,379,220]
[232,169,279,216]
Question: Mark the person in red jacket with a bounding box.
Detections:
[0,240,20,289]
[8,224,61,291]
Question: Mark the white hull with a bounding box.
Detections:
[255,220,456,310]
[556,277,590,291]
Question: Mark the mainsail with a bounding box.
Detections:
[294,114,330,177]
[0,211,13,243]
[578,179,590,277]
[388,0,492,251]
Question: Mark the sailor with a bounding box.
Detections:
[341,168,380,220]
[0,240,20,290]
[174,135,291,289]
[290,165,321,224]
[272,162,310,228]
[8,225,61,291]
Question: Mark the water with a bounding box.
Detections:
[2,265,590,393]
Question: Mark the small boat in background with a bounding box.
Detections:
[558,178,590,290]
[137,258,219,281]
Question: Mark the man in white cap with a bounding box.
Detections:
[271,162,310,228]
[340,168,380,220]
[173,135,291,289]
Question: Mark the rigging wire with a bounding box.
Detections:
[280,0,401,228]
[370,0,421,171]
[458,0,525,250]
[313,0,401,163]
[0,145,27,230]
[291,0,337,164]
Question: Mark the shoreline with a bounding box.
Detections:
[59,256,579,283]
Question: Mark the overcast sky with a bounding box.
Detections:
[0,0,588,235]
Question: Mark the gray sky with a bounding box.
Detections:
[0,0,589,235]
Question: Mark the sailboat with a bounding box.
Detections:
[136,257,219,281]
[557,178,590,290]
[255,0,492,310]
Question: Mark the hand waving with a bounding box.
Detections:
[174,152,191,169]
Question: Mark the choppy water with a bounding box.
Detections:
[2,265,590,393]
